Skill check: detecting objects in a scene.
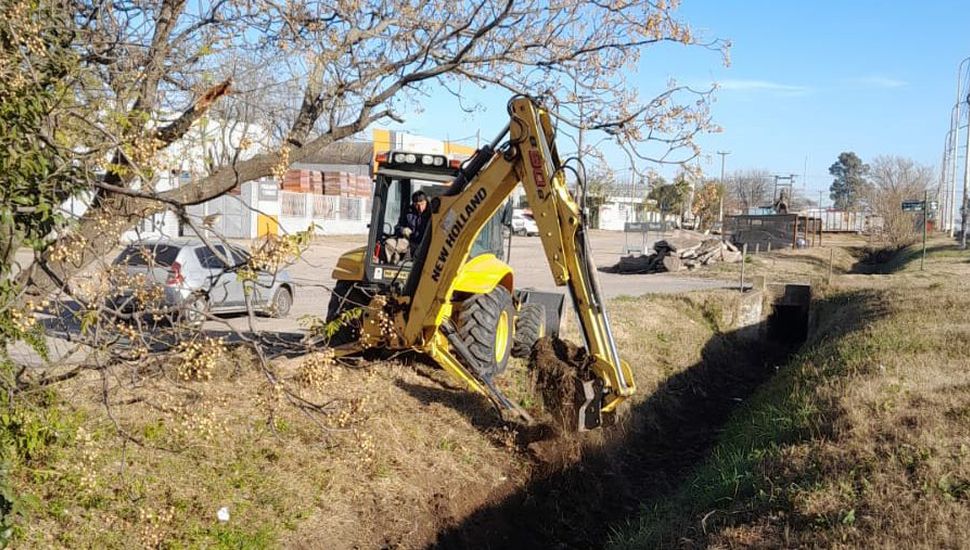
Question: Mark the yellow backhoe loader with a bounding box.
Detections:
[325,96,635,429]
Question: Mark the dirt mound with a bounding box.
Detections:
[514,337,596,467]
[529,337,591,431]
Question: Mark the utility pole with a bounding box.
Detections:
[922,190,928,270]
[947,124,958,235]
[964,91,970,249]
[717,151,730,227]
[939,133,950,235]
[953,57,970,238]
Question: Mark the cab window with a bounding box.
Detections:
[384,179,404,233]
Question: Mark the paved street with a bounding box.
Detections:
[11,229,732,367]
[215,229,731,334]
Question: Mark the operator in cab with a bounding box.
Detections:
[385,190,429,263]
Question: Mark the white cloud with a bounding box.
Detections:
[845,75,908,89]
[717,79,811,94]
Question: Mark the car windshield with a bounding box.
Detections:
[114,244,181,267]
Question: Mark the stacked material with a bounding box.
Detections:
[322,172,372,197]
[609,232,742,274]
[282,169,323,193]
[281,170,372,197]
[354,174,372,197]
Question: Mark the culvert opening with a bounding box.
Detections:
[766,284,812,346]
[431,289,816,550]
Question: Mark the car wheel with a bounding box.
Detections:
[269,287,293,318]
[179,295,209,328]
[455,286,515,380]
[325,281,369,346]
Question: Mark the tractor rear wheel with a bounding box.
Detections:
[455,286,515,379]
[512,303,545,358]
[325,280,369,346]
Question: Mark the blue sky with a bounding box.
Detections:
[381,1,967,201]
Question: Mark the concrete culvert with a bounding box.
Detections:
[766,283,812,346]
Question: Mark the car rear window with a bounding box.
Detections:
[195,245,230,269]
[115,244,182,267]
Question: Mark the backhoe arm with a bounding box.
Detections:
[402,97,635,425]
[507,98,636,415]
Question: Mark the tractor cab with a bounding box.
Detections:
[331,150,509,289]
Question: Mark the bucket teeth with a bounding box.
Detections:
[577,379,603,431]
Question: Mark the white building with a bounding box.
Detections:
[596,196,678,231]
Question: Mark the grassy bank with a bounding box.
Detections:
[611,239,970,548]
[2,290,750,548]
[10,238,967,548]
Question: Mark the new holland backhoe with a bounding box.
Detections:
[325,96,636,429]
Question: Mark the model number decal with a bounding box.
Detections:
[529,149,546,187]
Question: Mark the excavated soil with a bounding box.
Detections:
[530,338,592,431]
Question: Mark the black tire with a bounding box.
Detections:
[325,280,369,346]
[455,286,515,379]
[512,303,545,358]
[269,286,292,318]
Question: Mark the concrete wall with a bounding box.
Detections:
[185,181,260,239]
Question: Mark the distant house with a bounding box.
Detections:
[595,196,678,231]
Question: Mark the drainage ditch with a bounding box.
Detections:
[430,284,815,549]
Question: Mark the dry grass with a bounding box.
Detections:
[9,288,750,548]
[11,351,525,549]
[613,237,970,549]
[18,236,969,548]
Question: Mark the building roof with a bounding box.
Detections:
[300,141,373,166]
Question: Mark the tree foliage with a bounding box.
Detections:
[646,176,691,218]
[691,181,723,231]
[0,0,95,364]
[829,151,870,209]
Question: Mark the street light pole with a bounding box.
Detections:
[952,57,970,238]
[717,150,730,227]
[964,93,970,249]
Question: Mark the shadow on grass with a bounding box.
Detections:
[420,289,887,550]
[395,379,504,433]
[38,298,312,359]
[850,241,968,274]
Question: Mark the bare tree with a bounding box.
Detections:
[10,0,726,306]
[866,156,935,245]
[727,169,771,214]
[3,0,729,407]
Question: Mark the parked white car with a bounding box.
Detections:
[511,210,539,236]
[107,238,294,325]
